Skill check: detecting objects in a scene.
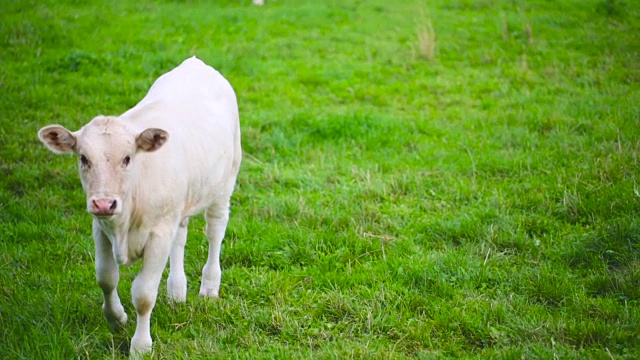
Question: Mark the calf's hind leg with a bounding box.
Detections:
[199,202,230,298]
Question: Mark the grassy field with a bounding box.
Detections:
[1,0,639,358]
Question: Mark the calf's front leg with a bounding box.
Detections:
[167,217,188,302]
[130,227,173,355]
[94,221,127,328]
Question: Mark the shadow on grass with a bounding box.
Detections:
[104,332,130,358]
[567,220,640,270]
[565,219,640,300]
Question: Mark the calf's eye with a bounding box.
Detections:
[123,156,131,166]
[80,155,89,167]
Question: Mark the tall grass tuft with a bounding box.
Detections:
[525,21,534,45]
[415,13,436,61]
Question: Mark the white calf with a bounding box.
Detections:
[38,57,241,355]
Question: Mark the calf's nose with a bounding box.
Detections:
[91,198,118,216]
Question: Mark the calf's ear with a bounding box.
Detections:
[38,125,77,154]
[136,128,169,152]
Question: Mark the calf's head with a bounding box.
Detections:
[38,116,168,217]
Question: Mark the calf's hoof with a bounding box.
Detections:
[198,287,219,298]
[167,277,187,303]
[103,303,128,330]
[130,335,152,358]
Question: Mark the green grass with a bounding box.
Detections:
[1,0,639,358]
